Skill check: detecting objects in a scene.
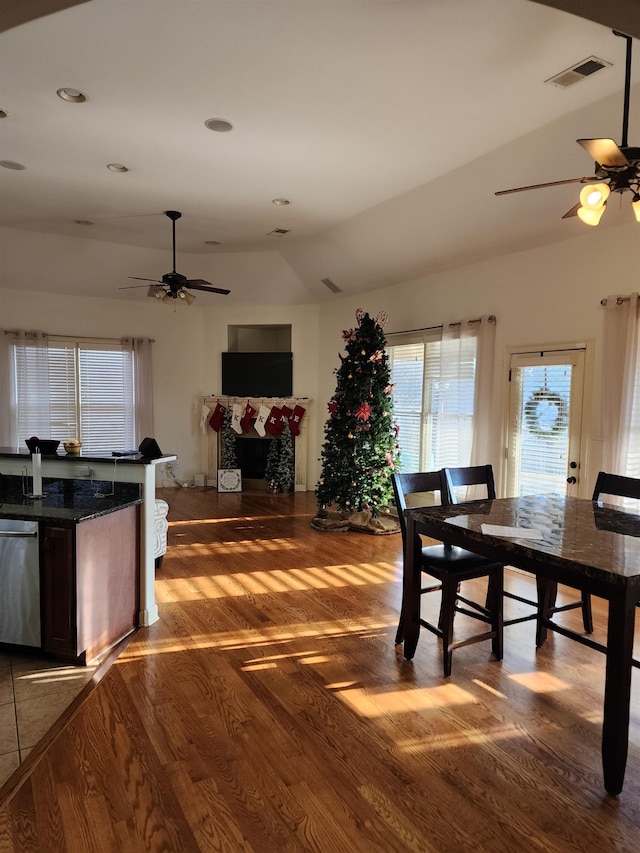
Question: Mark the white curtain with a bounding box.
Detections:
[124,336,154,444]
[0,329,50,447]
[601,294,640,476]
[435,315,496,469]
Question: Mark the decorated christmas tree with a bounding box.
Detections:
[316,309,400,516]
[220,406,238,468]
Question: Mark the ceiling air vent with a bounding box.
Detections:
[321,277,342,293]
[545,56,611,88]
[266,227,290,237]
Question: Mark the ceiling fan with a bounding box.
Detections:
[120,210,230,303]
[496,31,640,226]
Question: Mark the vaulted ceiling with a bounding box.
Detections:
[1,1,640,305]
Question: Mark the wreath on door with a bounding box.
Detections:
[524,388,568,440]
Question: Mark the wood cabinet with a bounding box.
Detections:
[41,505,139,662]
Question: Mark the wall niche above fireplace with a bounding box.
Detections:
[227,324,291,352]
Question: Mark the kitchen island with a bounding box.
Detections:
[0,473,143,662]
[0,448,175,630]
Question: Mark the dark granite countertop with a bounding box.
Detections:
[0,475,142,524]
[0,446,170,464]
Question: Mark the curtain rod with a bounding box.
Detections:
[3,330,155,343]
[449,314,495,327]
[389,315,495,335]
[600,296,630,306]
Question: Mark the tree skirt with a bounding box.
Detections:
[311,509,400,535]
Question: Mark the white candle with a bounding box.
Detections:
[32,448,42,497]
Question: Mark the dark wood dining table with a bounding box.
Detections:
[403,493,640,796]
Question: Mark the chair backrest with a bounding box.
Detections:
[443,465,496,505]
[592,471,640,503]
[392,471,445,549]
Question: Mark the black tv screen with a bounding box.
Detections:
[221,352,293,397]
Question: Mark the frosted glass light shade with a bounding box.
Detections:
[577,204,606,226]
[632,195,640,222]
[579,183,610,210]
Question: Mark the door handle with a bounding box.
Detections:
[566,476,577,485]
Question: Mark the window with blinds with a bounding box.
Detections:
[387,331,478,472]
[15,337,135,454]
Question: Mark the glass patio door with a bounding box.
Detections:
[506,349,585,497]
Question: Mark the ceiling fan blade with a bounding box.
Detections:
[184,280,231,295]
[119,282,161,290]
[127,276,163,284]
[561,202,582,219]
[577,138,629,167]
[495,177,597,196]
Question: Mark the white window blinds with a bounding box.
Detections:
[16,337,135,454]
[387,342,425,471]
[387,328,479,472]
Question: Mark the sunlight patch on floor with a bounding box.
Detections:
[168,513,303,527]
[472,679,508,699]
[397,723,523,753]
[337,682,477,716]
[508,671,570,692]
[168,538,298,557]
[13,665,97,687]
[116,618,394,660]
[155,561,400,601]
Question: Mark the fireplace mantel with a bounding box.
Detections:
[203,396,311,491]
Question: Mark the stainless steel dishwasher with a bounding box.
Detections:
[0,519,41,647]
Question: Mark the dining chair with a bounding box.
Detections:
[393,470,503,677]
[443,465,539,630]
[537,471,640,647]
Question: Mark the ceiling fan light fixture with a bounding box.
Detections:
[178,289,196,304]
[161,293,174,305]
[579,182,610,210]
[577,203,606,226]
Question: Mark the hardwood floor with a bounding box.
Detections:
[1,487,640,851]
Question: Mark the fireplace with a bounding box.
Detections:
[235,436,273,480]
[203,396,311,491]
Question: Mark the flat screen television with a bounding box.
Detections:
[221,352,293,397]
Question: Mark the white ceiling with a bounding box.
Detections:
[1,0,640,305]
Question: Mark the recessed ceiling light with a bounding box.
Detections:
[0,160,26,170]
[204,118,233,132]
[56,88,87,103]
[204,240,221,246]
[0,110,7,118]
[106,163,129,172]
[74,219,93,225]
[272,198,291,206]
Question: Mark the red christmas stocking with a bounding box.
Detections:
[289,404,306,436]
[208,402,226,432]
[240,402,256,433]
[265,406,284,436]
[280,404,293,428]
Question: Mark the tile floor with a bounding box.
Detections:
[0,650,99,789]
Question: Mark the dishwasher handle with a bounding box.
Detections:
[0,531,38,538]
